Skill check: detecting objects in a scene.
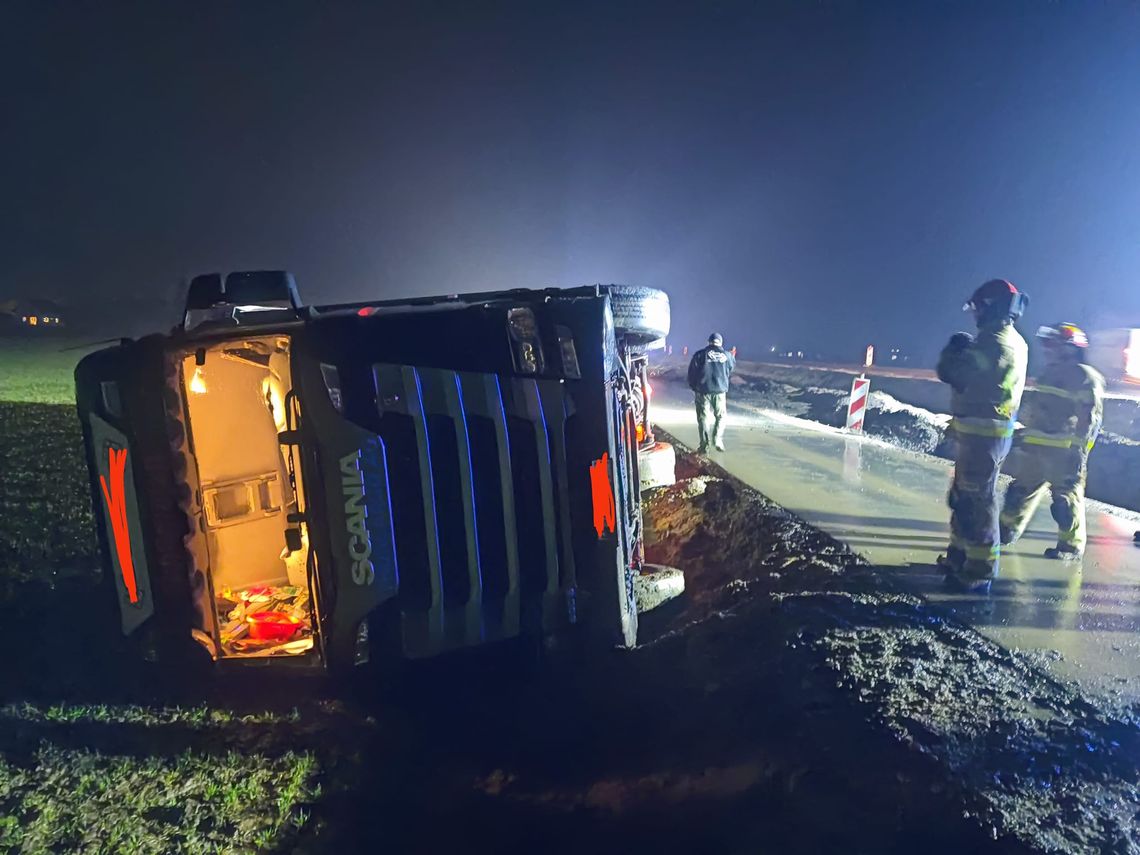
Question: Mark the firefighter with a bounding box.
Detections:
[688,332,736,453]
[936,279,1029,590]
[1000,323,1104,560]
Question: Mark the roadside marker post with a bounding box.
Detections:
[846,345,874,433]
[846,374,870,432]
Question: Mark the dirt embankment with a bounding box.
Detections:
[640,440,1140,854]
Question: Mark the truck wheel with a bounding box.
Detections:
[609,286,670,344]
[638,441,676,491]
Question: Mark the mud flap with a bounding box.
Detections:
[89,413,155,635]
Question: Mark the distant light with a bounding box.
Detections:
[189,366,208,394]
[1125,330,1140,379]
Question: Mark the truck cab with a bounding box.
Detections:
[75,272,672,674]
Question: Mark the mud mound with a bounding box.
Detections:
[644,437,1140,853]
[644,471,859,615]
[1088,433,1140,512]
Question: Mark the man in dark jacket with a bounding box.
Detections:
[936,279,1029,591]
[688,332,736,452]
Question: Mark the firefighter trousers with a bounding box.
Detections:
[694,392,727,450]
[947,431,1012,578]
[1000,444,1087,553]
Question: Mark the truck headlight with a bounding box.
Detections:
[507,308,545,374]
[555,325,581,379]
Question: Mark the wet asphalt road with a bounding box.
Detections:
[654,382,1140,717]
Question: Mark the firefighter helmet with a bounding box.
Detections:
[963,279,1027,322]
[1036,322,1089,349]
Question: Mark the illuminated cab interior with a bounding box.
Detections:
[176,334,317,661]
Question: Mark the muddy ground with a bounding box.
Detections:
[3,398,1139,852]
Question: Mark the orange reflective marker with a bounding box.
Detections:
[589,452,617,538]
[99,447,139,603]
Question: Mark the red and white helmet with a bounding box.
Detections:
[1036,322,1089,349]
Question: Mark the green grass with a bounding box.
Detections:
[0,362,333,854]
[0,401,98,593]
[0,743,317,854]
[1,702,302,729]
[0,340,94,405]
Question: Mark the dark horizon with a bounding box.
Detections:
[4,1,1140,359]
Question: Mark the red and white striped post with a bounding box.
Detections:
[846,345,874,433]
[846,375,870,432]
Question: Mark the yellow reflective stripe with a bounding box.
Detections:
[1022,432,1074,449]
[965,544,1000,561]
[952,417,1015,438]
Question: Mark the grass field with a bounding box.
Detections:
[0,341,329,853]
[0,339,93,405]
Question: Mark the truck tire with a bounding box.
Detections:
[609,285,670,344]
[639,441,676,491]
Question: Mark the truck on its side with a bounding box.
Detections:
[75,272,673,675]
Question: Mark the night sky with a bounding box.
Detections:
[4,1,1140,358]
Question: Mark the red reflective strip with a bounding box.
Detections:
[589,453,617,538]
[99,447,139,603]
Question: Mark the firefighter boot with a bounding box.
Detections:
[1044,543,1083,562]
[945,558,996,593]
[936,546,965,574]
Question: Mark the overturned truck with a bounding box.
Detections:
[76,272,673,674]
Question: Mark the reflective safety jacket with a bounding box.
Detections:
[1018,361,1105,453]
[936,321,1029,438]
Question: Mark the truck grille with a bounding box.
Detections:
[372,365,570,658]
